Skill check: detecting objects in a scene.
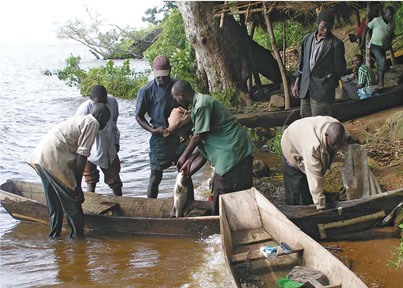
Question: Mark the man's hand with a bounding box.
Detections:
[115,144,120,152]
[180,159,192,176]
[292,82,300,98]
[176,154,187,171]
[75,186,85,204]
[152,127,166,136]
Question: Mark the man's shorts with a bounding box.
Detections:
[149,134,186,171]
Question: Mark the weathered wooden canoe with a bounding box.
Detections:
[0,180,220,238]
[278,187,403,241]
[236,84,403,128]
[1,180,401,240]
[220,188,368,288]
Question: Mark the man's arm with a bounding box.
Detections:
[112,98,120,151]
[74,154,87,204]
[292,35,307,98]
[135,88,166,136]
[334,39,346,83]
[176,133,202,170]
[181,148,207,176]
[135,115,166,135]
[303,151,326,210]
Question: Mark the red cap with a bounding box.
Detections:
[153,55,171,77]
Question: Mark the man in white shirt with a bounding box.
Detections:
[76,85,122,196]
[29,103,110,238]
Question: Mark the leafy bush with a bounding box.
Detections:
[80,59,149,98]
[144,8,207,92]
[253,20,314,51]
[44,55,149,99]
[266,131,283,156]
[213,87,242,111]
[55,55,87,87]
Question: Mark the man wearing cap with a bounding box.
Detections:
[136,55,183,198]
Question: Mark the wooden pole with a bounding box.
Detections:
[263,3,290,110]
[365,2,370,66]
[282,17,286,69]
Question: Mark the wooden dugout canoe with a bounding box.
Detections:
[0,179,220,238]
[236,84,403,128]
[220,188,368,288]
[1,180,401,240]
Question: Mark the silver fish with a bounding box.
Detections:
[171,172,194,218]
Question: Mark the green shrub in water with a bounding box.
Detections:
[44,55,149,99]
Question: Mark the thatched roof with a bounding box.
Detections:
[213,1,366,26]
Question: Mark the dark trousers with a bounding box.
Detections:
[211,155,253,215]
[34,164,84,238]
[282,156,313,205]
[83,156,122,189]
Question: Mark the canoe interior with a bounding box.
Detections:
[220,188,367,288]
[0,179,213,218]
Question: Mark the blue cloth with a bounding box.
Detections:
[358,86,376,100]
[136,78,178,128]
[149,134,185,170]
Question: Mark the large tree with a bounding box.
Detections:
[177,1,281,97]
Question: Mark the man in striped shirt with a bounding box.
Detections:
[342,54,376,100]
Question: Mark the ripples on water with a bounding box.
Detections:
[0,43,229,287]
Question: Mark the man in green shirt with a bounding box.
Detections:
[360,6,395,89]
[172,80,253,215]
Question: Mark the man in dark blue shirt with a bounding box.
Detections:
[136,55,183,198]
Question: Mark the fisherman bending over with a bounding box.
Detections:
[172,80,253,215]
[29,104,110,238]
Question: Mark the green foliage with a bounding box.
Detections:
[246,128,261,145]
[56,55,87,87]
[144,8,206,92]
[44,55,149,99]
[393,3,403,37]
[266,131,283,157]
[253,21,314,50]
[142,1,177,25]
[80,59,149,98]
[212,87,242,111]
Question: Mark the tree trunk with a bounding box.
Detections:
[177,1,281,97]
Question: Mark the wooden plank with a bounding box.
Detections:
[231,244,304,263]
[220,189,262,231]
[253,189,368,288]
[232,228,272,247]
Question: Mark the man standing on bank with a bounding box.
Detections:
[136,55,183,198]
[292,10,346,117]
[76,85,123,196]
[29,104,110,238]
[172,80,254,215]
[360,7,395,89]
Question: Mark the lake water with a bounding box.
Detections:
[0,42,231,287]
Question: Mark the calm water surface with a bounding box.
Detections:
[0,43,230,287]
